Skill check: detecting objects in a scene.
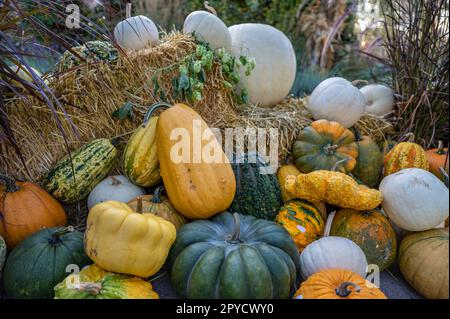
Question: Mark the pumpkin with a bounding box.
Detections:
[292,119,358,173]
[123,108,160,187]
[85,200,176,278]
[87,175,145,210]
[2,226,91,298]
[229,152,282,220]
[351,132,383,187]
[379,168,449,231]
[0,174,67,248]
[228,23,296,107]
[383,135,429,176]
[294,269,386,299]
[360,84,394,116]
[328,209,397,271]
[307,77,366,128]
[168,212,300,299]
[41,138,117,203]
[54,264,159,299]
[183,4,231,50]
[275,199,325,252]
[426,140,449,181]
[153,102,236,219]
[56,41,118,71]
[285,170,383,211]
[299,236,368,279]
[0,235,5,279]
[399,227,448,299]
[113,3,159,51]
[127,186,189,230]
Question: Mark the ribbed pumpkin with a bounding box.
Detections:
[123,108,160,187]
[426,141,449,181]
[3,226,91,298]
[41,138,117,203]
[383,135,429,176]
[352,133,383,187]
[0,174,67,248]
[168,212,300,299]
[127,186,189,230]
[153,103,236,219]
[275,199,325,252]
[0,235,5,279]
[229,152,282,220]
[399,227,448,299]
[293,119,358,174]
[328,209,397,271]
[54,264,159,299]
[294,269,387,299]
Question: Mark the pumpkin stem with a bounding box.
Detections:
[50,226,74,244]
[436,140,446,155]
[77,283,102,296]
[351,79,369,87]
[330,158,350,172]
[403,132,415,142]
[136,196,143,214]
[151,186,165,203]
[229,213,241,242]
[439,167,449,188]
[109,176,122,186]
[204,1,217,16]
[323,143,339,155]
[335,282,361,297]
[125,2,132,19]
[143,102,172,126]
[323,211,336,237]
[0,174,20,192]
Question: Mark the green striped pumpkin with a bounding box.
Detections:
[41,139,117,203]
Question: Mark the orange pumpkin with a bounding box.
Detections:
[294,269,387,299]
[426,141,449,181]
[0,174,67,248]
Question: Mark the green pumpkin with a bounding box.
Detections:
[168,212,300,299]
[352,133,383,187]
[3,227,91,299]
[229,153,282,220]
[0,235,6,279]
[41,138,117,203]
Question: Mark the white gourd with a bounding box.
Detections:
[360,84,394,116]
[87,175,145,210]
[113,3,159,51]
[228,23,297,107]
[308,77,366,128]
[299,236,368,279]
[379,168,449,231]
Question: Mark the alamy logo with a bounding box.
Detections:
[65,4,80,29]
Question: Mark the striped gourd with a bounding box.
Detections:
[384,141,429,176]
[275,199,325,252]
[41,139,117,203]
[123,114,160,187]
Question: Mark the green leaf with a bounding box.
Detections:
[112,102,134,120]
[178,73,190,91]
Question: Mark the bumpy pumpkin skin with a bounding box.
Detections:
[275,199,324,252]
[85,201,176,278]
[294,269,387,299]
[123,116,161,187]
[156,103,236,219]
[0,175,67,248]
[352,135,383,187]
[54,264,159,299]
[168,212,300,299]
[330,209,397,271]
[293,119,358,174]
[399,227,449,299]
[230,153,282,220]
[426,142,449,181]
[383,142,429,176]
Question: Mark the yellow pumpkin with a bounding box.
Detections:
[153,102,236,219]
[84,200,176,278]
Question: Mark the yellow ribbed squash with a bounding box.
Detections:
[85,200,176,278]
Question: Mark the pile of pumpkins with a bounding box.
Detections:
[1,4,449,300]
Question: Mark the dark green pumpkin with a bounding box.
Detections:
[3,227,91,299]
[229,153,282,220]
[168,212,300,299]
[352,133,383,187]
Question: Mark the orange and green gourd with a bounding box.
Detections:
[275,199,325,252]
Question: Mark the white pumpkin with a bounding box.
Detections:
[299,236,368,279]
[183,10,231,50]
[87,175,145,210]
[113,3,159,51]
[379,168,449,232]
[360,84,394,116]
[228,23,297,107]
[307,77,366,128]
